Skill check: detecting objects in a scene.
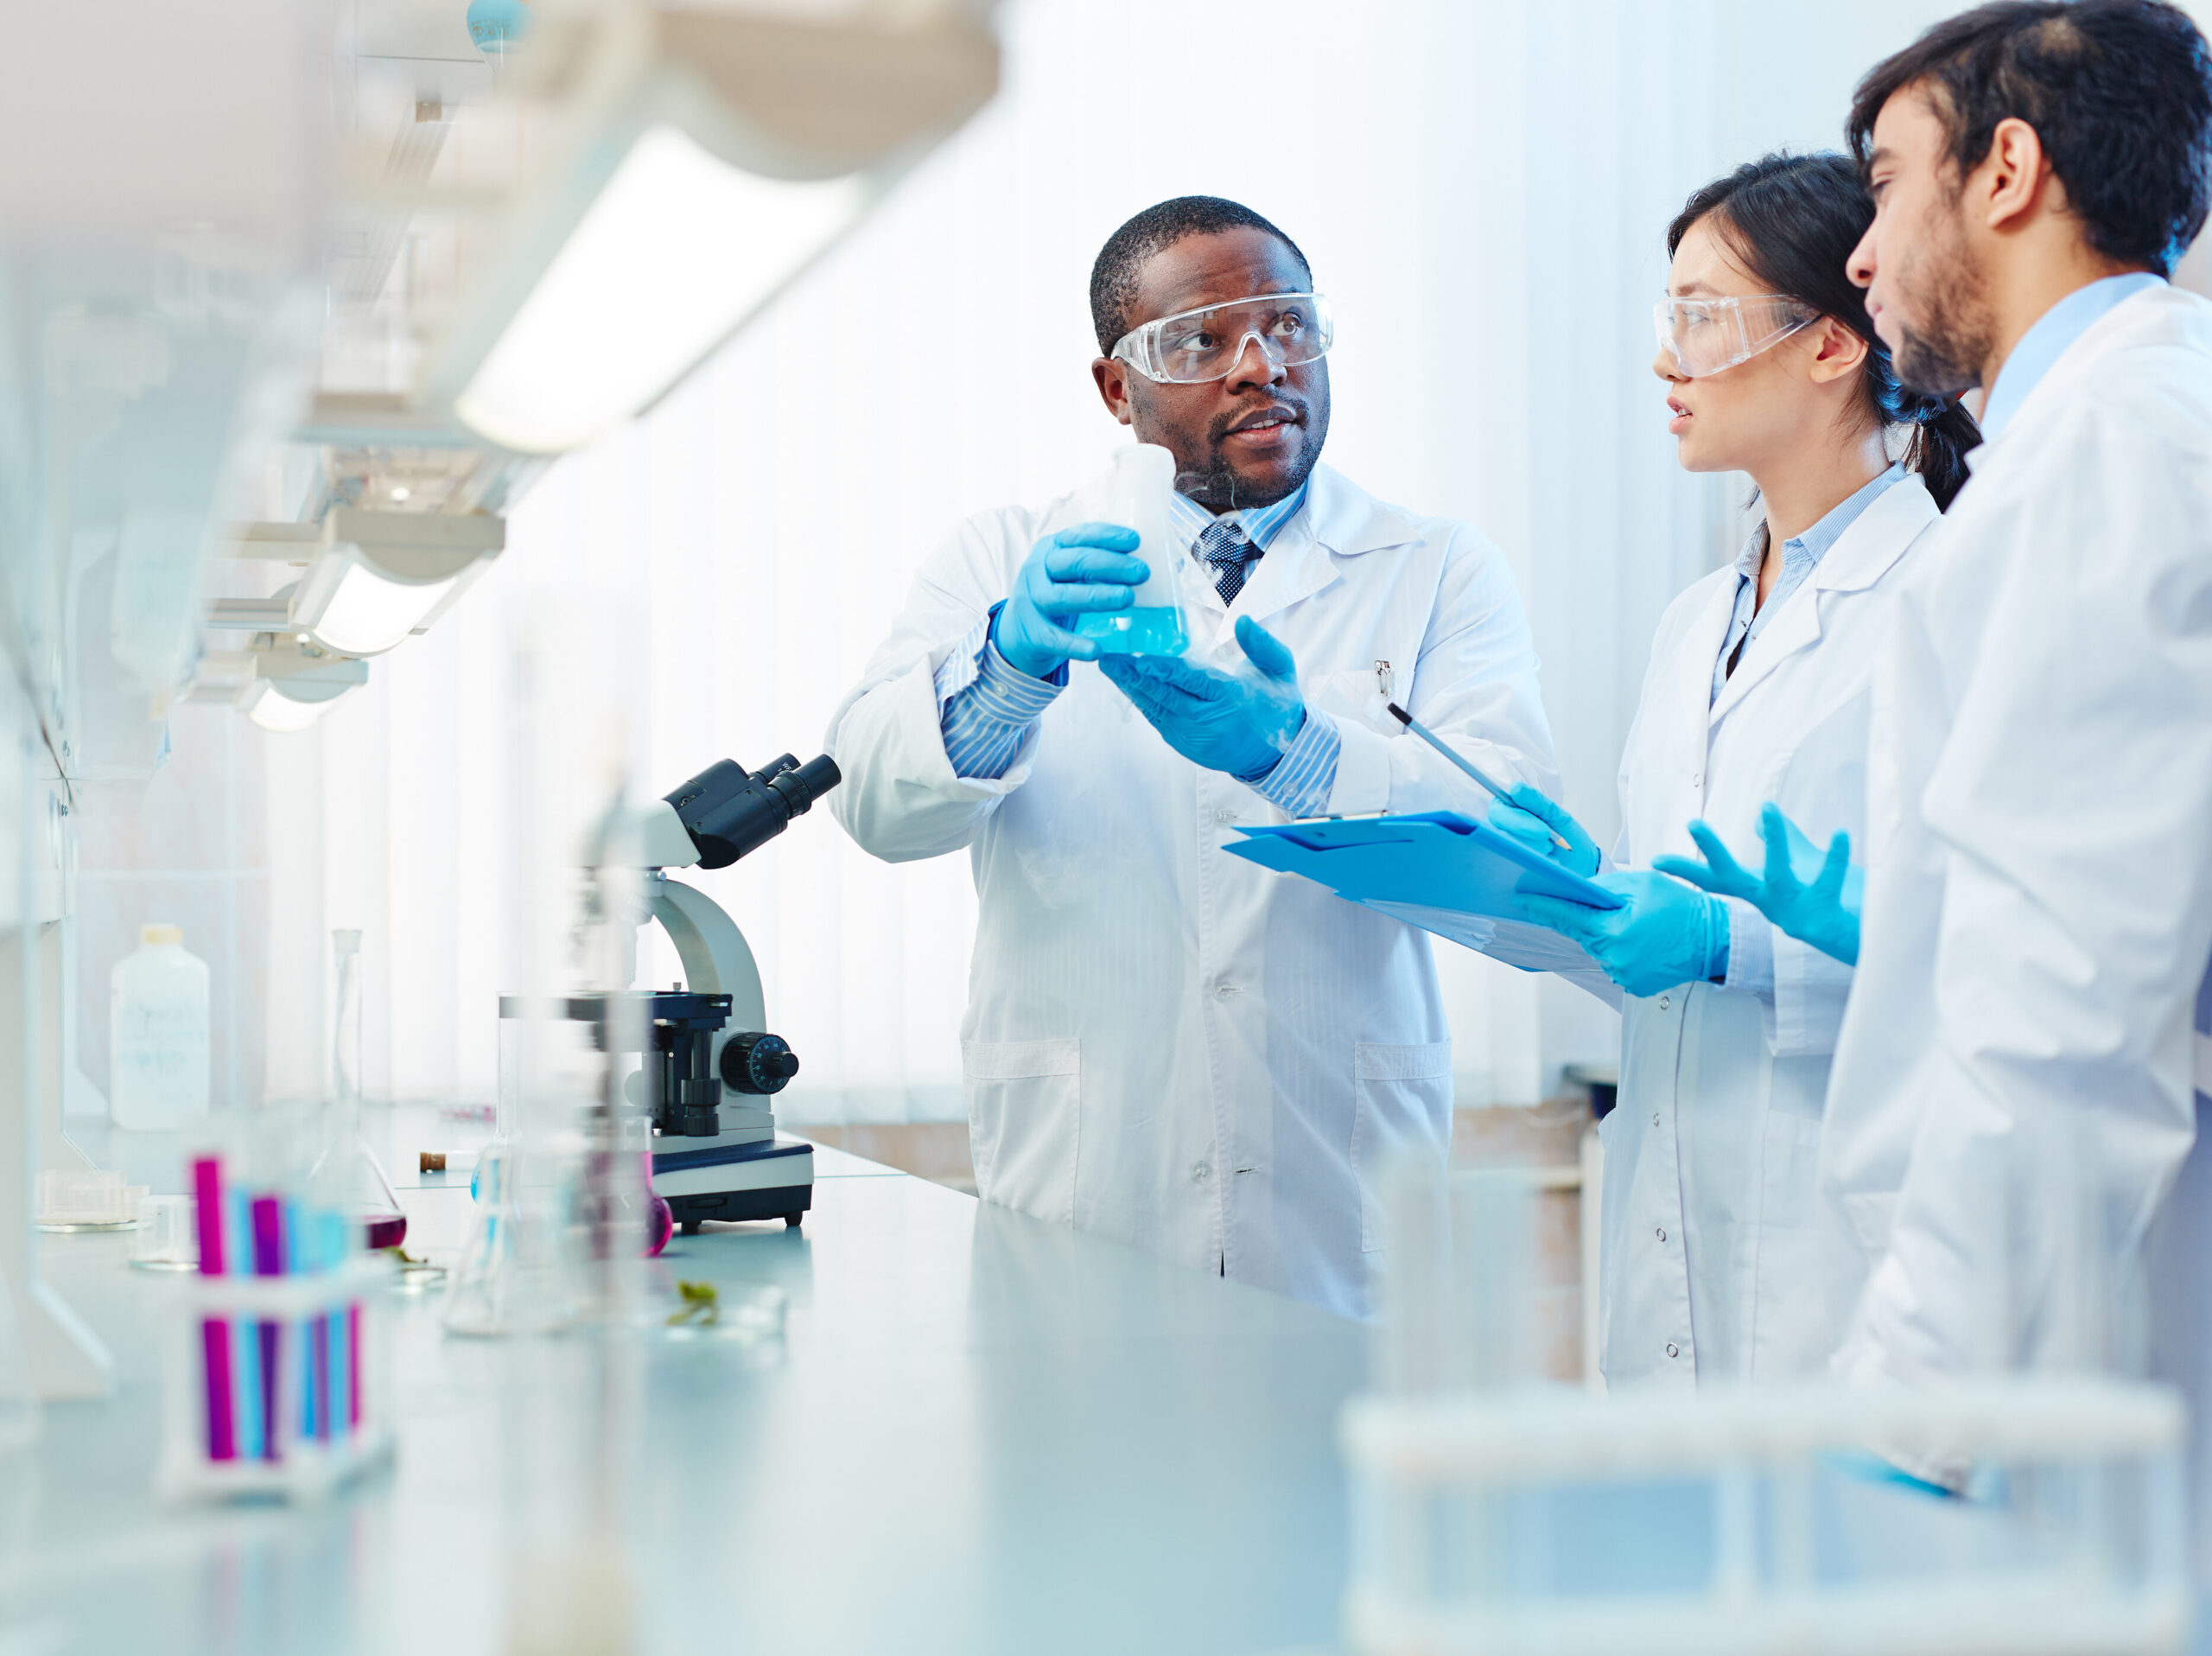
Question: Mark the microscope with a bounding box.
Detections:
[619,753,841,1234]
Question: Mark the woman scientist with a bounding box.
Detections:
[1486,152,1979,1390]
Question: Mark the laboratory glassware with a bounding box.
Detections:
[1110,291,1333,385]
[131,1194,200,1271]
[309,930,409,1251]
[1653,292,1814,379]
[1077,443,1191,657]
[110,922,210,1128]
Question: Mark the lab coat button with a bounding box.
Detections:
[1690,773,1702,787]
[1657,995,1670,1010]
[1650,1112,1661,1127]
[1666,1342,1680,1359]
[1192,1162,1212,1182]
[1656,1226,1666,1241]
[1214,807,1239,824]
[1215,983,1239,999]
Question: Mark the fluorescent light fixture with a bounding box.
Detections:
[237,649,370,733]
[428,5,999,455]
[289,507,504,657]
[456,127,866,454]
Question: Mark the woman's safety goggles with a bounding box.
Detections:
[1110,291,1334,385]
[1654,294,1815,379]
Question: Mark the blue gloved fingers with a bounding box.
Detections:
[1046,522,1141,554]
[1233,616,1298,682]
[1811,829,1852,900]
[1029,580,1139,615]
[1487,797,1564,858]
[1755,803,1811,899]
[1106,653,1242,704]
[1039,543,1149,588]
[1512,891,1613,942]
[1489,782,1600,876]
[1652,820,1759,900]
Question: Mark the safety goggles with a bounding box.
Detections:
[1654,293,1815,379]
[1110,291,1334,385]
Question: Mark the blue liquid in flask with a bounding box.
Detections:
[1077,606,1188,656]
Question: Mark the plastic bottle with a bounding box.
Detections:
[1077,443,1190,657]
[110,923,210,1128]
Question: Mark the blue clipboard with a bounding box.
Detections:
[1222,810,1624,920]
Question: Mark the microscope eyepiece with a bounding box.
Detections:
[664,753,842,870]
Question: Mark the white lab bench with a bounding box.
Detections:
[3,1135,1364,1656]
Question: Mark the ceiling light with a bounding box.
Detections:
[428,4,997,455]
[454,127,867,454]
[236,649,370,733]
[289,507,504,656]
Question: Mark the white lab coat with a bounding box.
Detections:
[1479,475,1941,1389]
[827,462,1558,1318]
[1820,287,2212,1478]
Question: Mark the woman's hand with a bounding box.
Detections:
[1652,802,1860,966]
[1514,870,1730,998]
[1484,784,1600,877]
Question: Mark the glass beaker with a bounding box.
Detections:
[311,929,409,1252]
[1076,443,1190,656]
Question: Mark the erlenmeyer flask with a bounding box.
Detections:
[312,929,408,1251]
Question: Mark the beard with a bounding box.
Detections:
[1888,211,1994,398]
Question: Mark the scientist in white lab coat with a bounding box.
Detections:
[1669,0,2212,1492]
[826,196,1557,1317]
[1484,153,1978,1389]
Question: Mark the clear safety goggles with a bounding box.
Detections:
[1654,293,1815,379]
[1110,291,1334,385]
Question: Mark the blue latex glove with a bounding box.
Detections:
[991,523,1149,679]
[1514,871,1731,999]
[1100,615,1306,783]
[1650,802,1861,966]
[1484,784,1601,878]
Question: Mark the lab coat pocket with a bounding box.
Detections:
[1312,670,1399,735]
[963,1038,1081,1227]
[1351,1041,1455,1252]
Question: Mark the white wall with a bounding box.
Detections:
[270,0,2020,1120]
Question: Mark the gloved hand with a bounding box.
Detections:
[1651,801,1861,966]
[1485,784,1601,877]
[1100,615,1306,783]
[991,523,1149,679]
[1514,871,1730,999]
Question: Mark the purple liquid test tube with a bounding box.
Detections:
[191,1157,235,1462]
[251,1195,284,1463]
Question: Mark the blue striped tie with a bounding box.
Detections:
[1198,518,1257,606]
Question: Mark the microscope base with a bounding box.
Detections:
[652,1135,814,1233]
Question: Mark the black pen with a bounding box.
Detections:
[1384,702,1573,853]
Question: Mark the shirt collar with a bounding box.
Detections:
[1979,272,2165,441]
[1167,478,1313,553]
[1732,461,1905,576]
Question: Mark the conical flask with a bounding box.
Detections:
[309,929,408,1251]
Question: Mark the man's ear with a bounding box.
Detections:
[1806,315,1870,385]
[1975,115,2053,233]
[1091,357,1137,427]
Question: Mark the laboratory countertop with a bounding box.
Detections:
[3,1128,1366,1656]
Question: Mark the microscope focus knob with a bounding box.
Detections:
[721,1032,800,1095]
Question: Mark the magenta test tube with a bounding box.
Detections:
[251,1195,284,1463]
[191,1157,235,1462]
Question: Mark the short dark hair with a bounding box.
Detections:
[1847,0,2212,275]
[1669,151,1982,509]
[1088,196,1312,355]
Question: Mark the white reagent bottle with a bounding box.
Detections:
[111,923,210,1128]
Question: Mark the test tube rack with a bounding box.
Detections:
[157,1257,393,1503]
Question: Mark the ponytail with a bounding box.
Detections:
[1900,398,1982,511]
[1669,151,1983,512]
